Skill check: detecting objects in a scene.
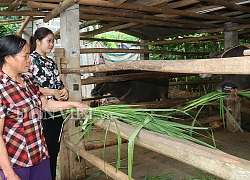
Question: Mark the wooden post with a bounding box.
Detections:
[59,4,86,180]
[140,39,149,60]
[54,48,66,85]
[224,22,240,132]
[224,22,238,50]
[224,97,242,132]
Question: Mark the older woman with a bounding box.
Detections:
[0,35,88,180]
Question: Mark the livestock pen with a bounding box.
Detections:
[55,46,250,179]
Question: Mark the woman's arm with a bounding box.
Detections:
[0,119,20,180]
[40,95,89,114]
[39,87,60,100]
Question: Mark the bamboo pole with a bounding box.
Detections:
[43,0,78,23]
[78,0,249,24]
[61,57,250,75]
[94,119,250,180]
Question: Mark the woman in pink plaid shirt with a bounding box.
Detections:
[0,35,88,180]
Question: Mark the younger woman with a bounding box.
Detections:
[29,27,68,180]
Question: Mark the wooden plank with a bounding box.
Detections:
[66,138,134,180]
[244,50,250,56]
[94,119,250,180]
[61,57,250,75]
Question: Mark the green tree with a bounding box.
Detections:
[0,7,21,37]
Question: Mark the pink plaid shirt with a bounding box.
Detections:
[0,69,49,168]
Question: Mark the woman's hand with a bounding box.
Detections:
[77,103,89,116]
[59,87,69,101]
[53,89,61,100]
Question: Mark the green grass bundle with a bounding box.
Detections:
[60,90,250,179]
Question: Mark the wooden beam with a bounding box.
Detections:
[15,16,32,36]
[24,0,63,2]
[84,138,128,151]
[0,10,47,16]
[66,138,134,180]
[81,72,191,85]
[80,14,206,29]
[30,1,213,35]
[79,48,207,56]
[43,0,77,23]
[114,0,128,5]
[79,22,121,37]
[6,0,22,11]
[61,57,250,75]
[0,18,23,25]
[94,119,250,180]
[77,0,250,24]
[202,0,250,13]
[80,37,139,44]
[79,6,219,28]
[138,34,224,46]
[149,0,173,7]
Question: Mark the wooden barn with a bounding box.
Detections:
[1,0,250,179]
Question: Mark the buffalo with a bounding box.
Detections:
[201,44,250,93]
[91,70,169,104]
[215,44,250,93]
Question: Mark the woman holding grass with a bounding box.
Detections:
[28,27,68,180]
[0,34,88,180]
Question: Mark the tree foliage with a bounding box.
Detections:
[0,7,21,37]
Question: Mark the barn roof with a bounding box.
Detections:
[1,0,250,44]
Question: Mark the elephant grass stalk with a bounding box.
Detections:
[179,90,250,132]
[56,91,250,179]
[62,105,217,180]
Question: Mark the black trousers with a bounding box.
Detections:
[42,111,64,180]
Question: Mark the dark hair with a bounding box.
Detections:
[29,27,53,52]
[0,35,27,68]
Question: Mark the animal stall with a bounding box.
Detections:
[57,48,250,180]
[79,40,140,100]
